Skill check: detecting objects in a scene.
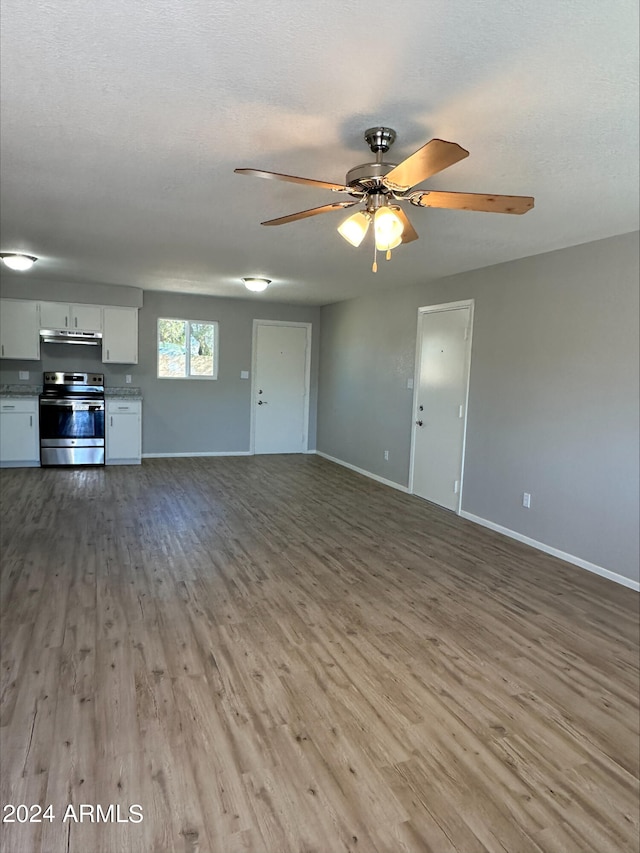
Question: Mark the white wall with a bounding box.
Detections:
[318,232,640,584]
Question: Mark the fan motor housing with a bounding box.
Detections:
[364,126,396,153]
[345,162,397,192]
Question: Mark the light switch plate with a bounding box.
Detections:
[125,374,132,384]
[240,370,249,379]
[19,371,29,380]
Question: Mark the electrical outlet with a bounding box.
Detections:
[125,374,132,384]
[522,492,531,508]
[384,450,389,461]
[19,370,29,380]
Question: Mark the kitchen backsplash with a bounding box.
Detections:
[0,341,137,388]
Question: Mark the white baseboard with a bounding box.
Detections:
[139,449,638,592]
[460,511,639,592]
[142,451,252,459]
[315,451,409,494]
[314,452,638,592]
[144,449,317,459]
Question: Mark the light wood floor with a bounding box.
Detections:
[1,456,638,853]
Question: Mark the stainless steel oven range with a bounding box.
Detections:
[39,372,105,466]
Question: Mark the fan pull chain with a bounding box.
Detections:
[372,240,378,273]
[386,249,392,261]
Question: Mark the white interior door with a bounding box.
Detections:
[253,322,310,454]
[411,303,473,511]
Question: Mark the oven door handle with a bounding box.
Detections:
[40,399,104,410]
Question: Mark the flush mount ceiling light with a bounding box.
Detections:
[235,126,534,273]
[0,253,38,271]
[242,277,271,293]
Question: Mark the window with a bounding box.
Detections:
[157,318,218,379]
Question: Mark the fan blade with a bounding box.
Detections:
[391,207,419,243]
[415,191,534,214]
[235,168,350,192]
[261,201,358,226]
[383,139,469,192]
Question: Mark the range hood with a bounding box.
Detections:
[40,329,103,346]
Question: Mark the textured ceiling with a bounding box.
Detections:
[1,0,638,305]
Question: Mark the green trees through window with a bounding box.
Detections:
[158,318,218,379]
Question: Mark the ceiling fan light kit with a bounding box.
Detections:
[235,126,534,272]
[373,206,404,252]
[337,211,371,247]
[0,252,37,271]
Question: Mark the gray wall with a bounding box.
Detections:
[0,274,142,307]
[318,232,639,583]
[0,278,321,454]
[0,276,144,389]
[138,291,319,454]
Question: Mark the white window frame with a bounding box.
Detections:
[157,318,219,380]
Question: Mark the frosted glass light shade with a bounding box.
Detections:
[242,277,271,292]
[374,207,404,251]
[0,253,37,271]
[337,211,371,247]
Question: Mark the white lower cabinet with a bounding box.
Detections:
[0,399,40,466]
[106,400,141,464]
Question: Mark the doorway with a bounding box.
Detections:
[409,300,474,511]
[251,320,311,454]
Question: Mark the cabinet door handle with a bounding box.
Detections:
[74,317,78,328]
[3,404,16,409]
[110,416,113,427]
[30,415,33,427]
[107,349,110,360]
[65,316,68,327]
[118,406,128,410]
[1,345,4,356]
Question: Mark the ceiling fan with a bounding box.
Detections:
[235,127,534,271]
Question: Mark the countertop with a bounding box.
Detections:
[105,387,143,399]
[0,384,143,399]
[0,384,42,398]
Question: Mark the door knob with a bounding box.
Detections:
[416,419,423,426]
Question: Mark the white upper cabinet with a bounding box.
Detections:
[1,298,138,362]
[102,307,138,364]
[0,299,41,360]
[39,301,69,329]
[71,304,102,331]
[39,301,102,332]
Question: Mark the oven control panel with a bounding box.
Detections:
[43,372,104,385]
